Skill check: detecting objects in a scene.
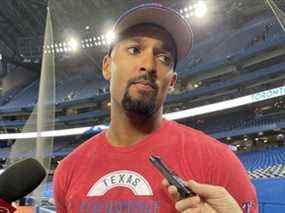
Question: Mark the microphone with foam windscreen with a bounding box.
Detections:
[0,158,46,213]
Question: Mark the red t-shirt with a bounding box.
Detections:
[53,119,258,212]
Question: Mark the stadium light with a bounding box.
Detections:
[178,2,208,19]
[194,1,207,18]
[277,134,284,141]
[193,83,199,88]
[67,37,79,51]
[44,32,115,51]
[105,30,116,44]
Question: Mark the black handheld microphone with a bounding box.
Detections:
[0,158,46,212]
[149,155,195,198]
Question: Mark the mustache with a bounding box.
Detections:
[127,74,158,90]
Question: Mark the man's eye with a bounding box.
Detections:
[158,55,172,66]
[127,47,140,55]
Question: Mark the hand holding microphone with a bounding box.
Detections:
[150,155,242,213]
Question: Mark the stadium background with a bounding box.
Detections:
[0,0,284,212]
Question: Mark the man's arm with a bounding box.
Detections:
[188,132,258,212]
[208,145,258,213]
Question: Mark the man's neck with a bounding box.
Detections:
[106,104,163,147]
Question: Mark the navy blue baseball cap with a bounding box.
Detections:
[111,3,193,63]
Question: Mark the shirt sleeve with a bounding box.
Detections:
[53,162,68,213]
[207,141,259,213]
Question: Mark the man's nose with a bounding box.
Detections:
[139,52,157,76]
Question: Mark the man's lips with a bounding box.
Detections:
[130,81,155,92]
[132,80,156,89]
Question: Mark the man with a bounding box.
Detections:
[53,3,258,212]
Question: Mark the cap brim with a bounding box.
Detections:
[113,4,193,63]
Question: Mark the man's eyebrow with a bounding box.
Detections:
[154,44,175,60]
[156,45,173,54]
[122,37,175,57]
[160,42,176,55]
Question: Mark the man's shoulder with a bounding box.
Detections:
[165,119,228,151]
[53,131,106,186]
[57,131,105,169]
[164,119,200,135]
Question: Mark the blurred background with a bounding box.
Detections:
[0,0,284,212]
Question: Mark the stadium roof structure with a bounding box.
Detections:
[0,0,278,69]
[0,0,47,56]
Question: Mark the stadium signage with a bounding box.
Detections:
[251,86,285,102]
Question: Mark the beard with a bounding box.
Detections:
[122,74,158,118]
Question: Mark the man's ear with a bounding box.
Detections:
[102,55,111,80]
[169,72,177,93]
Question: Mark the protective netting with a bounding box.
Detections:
[9,6,55,204]
[265,0,285,32]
